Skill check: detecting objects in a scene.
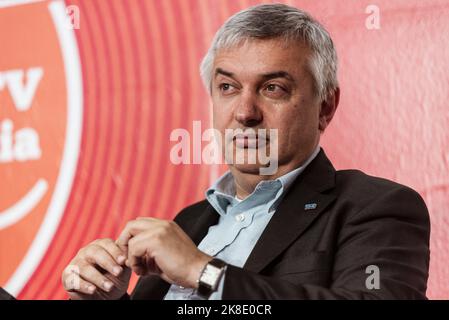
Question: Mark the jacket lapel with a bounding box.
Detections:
[140,150,337,299]
[243,149,337,273]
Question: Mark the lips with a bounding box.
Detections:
[233,132,269,148]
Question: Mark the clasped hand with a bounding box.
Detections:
[62,218,212,300]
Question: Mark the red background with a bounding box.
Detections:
[1,0,448,299]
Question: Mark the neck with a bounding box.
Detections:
[230,162,300,199]
[230,145,320,199]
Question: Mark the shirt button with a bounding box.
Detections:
[235,213,245,222]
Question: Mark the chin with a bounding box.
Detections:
[230,163,264,175]
[230,162,279,176]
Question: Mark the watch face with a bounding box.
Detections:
[201,265,221,287]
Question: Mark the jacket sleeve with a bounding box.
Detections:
[221,186,430,300]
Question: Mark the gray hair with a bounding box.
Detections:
[200,3,338,102]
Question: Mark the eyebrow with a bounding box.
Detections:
[260,71,294,82]
[214,68,294,82]
[215,68,234,78]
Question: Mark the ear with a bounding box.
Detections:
[319,87,340,132]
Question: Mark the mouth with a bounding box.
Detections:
[233,132,269,149]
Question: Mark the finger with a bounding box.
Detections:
[116,219,154,252]
[95,239,127,265]
[63,270,97,295]
[104,265,132,285]
[144,256,160,274]
[84,245,123,277]
[78,264,115,293]
[127,233,154,274]
[130,257,147,276]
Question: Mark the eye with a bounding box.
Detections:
[220,83,231,91]
[263,83,288,98]
[218,83,237,95]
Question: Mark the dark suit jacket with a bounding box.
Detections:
[0,287,15,300]
[130,149,430,299]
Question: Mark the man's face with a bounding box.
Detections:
[211,38,323,176]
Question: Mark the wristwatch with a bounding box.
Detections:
[197,258,227,299]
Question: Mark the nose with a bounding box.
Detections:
[234,91,263,127]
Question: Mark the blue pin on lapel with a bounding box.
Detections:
[304,203,318,211]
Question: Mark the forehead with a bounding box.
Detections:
[213,38,312,78]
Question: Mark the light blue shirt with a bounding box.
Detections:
[164,146,321,300]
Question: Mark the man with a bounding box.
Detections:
[62,4,430,300]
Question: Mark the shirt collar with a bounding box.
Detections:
[206,145,321,216]
[276,144,321,191]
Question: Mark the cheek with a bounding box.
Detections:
[294,98,320,126]
[277,105,319,144]
[212,106,227,131]
[212,98,235,128]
